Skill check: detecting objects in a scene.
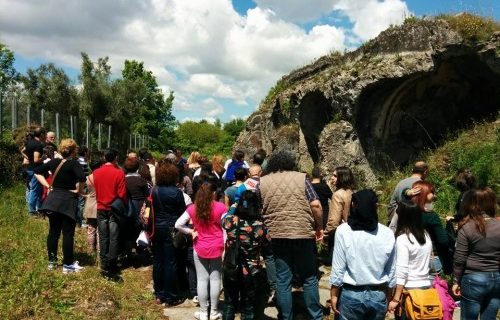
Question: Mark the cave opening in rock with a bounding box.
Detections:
[355,52,500,173]
[298,91,334,163]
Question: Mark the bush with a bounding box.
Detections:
[439,13,500,43]
[378,120,499,223]
[0,135,23,188]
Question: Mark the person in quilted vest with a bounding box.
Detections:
[257,149,324,320]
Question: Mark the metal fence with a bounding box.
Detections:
[0,93,149,151]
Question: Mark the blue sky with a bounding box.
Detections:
[3,0,498,124]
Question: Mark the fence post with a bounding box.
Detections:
[98,123,102,150]
[0,91,3,135]
[55,112,60,144]
[27,105,30,127]
[41,109,45,128]
[107,125,111,148]
[11,94,17,130]
[70,115,74,139]
[86,119,90,147]
[129,134,132,150]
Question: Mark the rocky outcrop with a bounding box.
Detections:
[235,17,500,187]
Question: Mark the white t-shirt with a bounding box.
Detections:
[395,232,432,288]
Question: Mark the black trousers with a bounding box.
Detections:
[47,212,77,265]
[97,210,120,273]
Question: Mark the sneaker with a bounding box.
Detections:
[62,261,84,274]
[193,311,208,320]
[47,261,57,270]
[101,271,123,283]
[209,311,222,320]
[268,290,276,304]
[191,295,199,304]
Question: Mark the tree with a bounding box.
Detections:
[0,43,19,133]
[223,118,246,138]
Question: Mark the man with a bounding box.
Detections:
[46,131,57,150]
[258,149,324,320]
[24,126,46,216]
[387,161,429,221]
[330,189,396,320]
[93,148,127,281]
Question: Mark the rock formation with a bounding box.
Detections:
[235,16,500,187]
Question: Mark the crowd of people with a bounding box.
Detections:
[20,125,499,320]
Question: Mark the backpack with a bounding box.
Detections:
[225,160,244,182]
[403,288,443,320]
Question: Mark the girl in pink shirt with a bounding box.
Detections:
[175,176,226,320]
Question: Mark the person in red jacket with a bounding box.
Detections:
[93,148,127,281]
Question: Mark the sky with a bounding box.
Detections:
[1,0,498,124]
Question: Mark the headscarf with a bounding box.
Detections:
[347,189,379,232]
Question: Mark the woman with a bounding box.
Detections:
[151,163,187,306]
[83,160,104,252]
[452,188,500,320]
[388,200,432,317]
[212,155,226,179]
[324,167,355,262]
[187,151,202,178]
[124,157,149,253]
[222,190,270,320]
[409,181,452,275]
[310,166,333,229]
[175,175,226,320]
[34,139,86,273]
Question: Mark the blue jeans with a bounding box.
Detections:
[26,170,42,214]
[97,210,120,274]
[339,286,387,320]
[460,271,500,320]
[263,240,276,291]
[272,238,323,320]
[152,227,180,303]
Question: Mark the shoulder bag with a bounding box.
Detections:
[403,288,443,320]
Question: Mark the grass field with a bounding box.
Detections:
[0,184,164,320]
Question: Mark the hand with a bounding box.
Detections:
[406,187,421,197]
[315,229,324,242]
[388,300,399,313]
[330,295,339,314]
[191,230,198,240]
[452,284,461,297]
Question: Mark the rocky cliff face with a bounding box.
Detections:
[235,17,500,187]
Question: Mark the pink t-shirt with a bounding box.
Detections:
[187,201,226,259]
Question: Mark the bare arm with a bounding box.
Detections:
[310,199,324,241]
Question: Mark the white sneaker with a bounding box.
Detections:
[47,261,57,270]
[62,261,84,274]
[209,311,222,320]
[193,311,208,320]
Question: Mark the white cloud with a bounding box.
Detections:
[0,0,409,121]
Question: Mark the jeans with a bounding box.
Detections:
[194,251,222,314]
[223,269,266,320]
[338,287,387,320]
[429,255,442,283]
[272,238,323,320]
[26,170,42,214]
[186,245,198,298]
[152,227,180,303]
[47,212,77,265]
[97,210,120,273]
[460,271,500,320]
[263,241,277,291]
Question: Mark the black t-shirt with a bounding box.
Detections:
[34,158,86,190]
[312,181,333,212]
[25,139,44,170]
[125,175,149,201]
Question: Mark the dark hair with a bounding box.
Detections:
[139,163,152,182]
[412,161,429,175]
[234,167,248,182]
[311,166,321,179]
[235,190,261,221]
[195,175,219,223]
[252,152,265,166]
[395,200,426,245]
[266,149,296,173]
[335,166,355,189]
[43,145,55,160]
[90,160,104,171]
[233,150,245,161]
[138,148,148,160]
[78,145,89,157]
[124,157,140,173]
[33,126,46,138]
[410,181,435,211]
[104,148,119,163]
[462,188,496,237]
[156,163,179,186]
[455,168,477,192]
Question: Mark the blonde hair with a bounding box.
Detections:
[212,154,225,173]
[187,151,201,165]
[59,139,78,158]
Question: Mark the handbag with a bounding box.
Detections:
[139,188,155,241]
[403,288,443,320]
